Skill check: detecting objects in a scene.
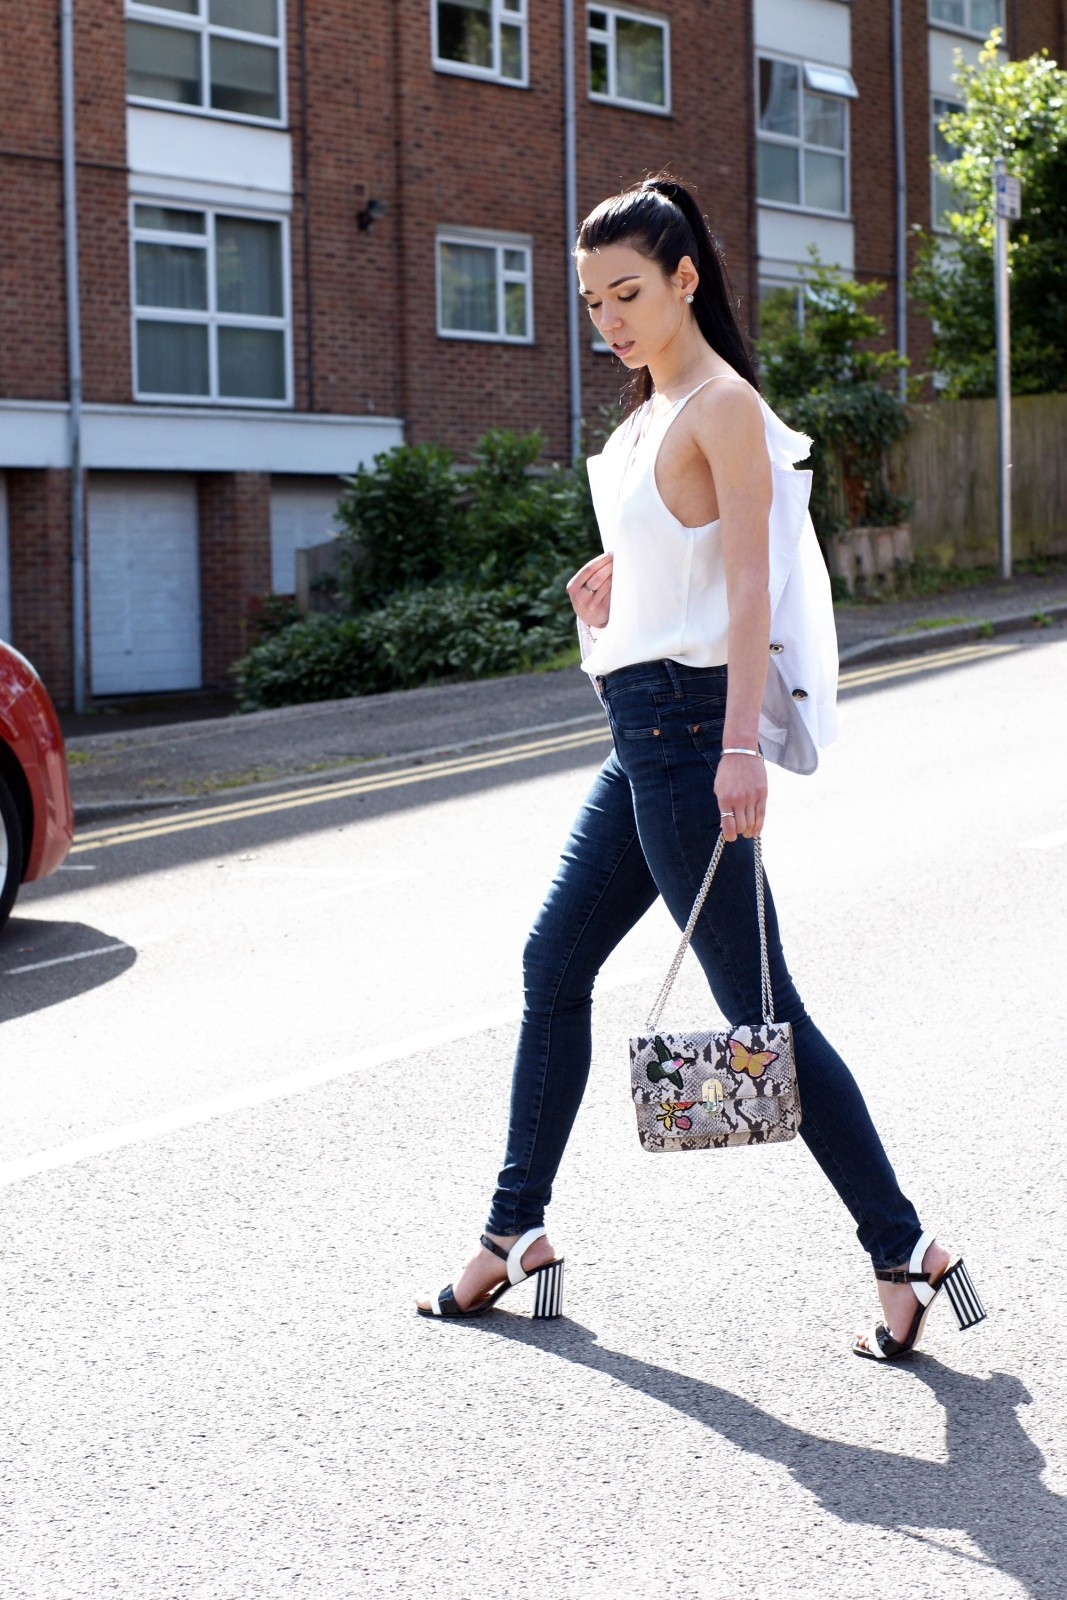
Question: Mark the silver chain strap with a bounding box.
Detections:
[645,834,774,1033]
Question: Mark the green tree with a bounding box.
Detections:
[757,256,909,535]
[913,31,1067,397]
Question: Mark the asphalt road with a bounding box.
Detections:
[2,634,1066,1599]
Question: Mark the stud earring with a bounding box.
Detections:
[684,294,694,304]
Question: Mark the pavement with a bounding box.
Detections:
[63,568,1067,824]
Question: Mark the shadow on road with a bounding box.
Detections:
[484,1316,1063,1598]
[0,918,137,1022]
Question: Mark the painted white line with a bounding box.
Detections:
[5,943,130,975]
[57,864,98,871]
[0,1005,520,1187]
[1019,827,1067,850]
[0,958,664,1188]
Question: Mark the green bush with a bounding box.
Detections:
[757,256,910,536]
[234,426,600,711]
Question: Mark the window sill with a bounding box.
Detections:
[432,60,530,89]
[436,330,535,346]
[757,199,853,222]
[587,91,671,117]
[133,393,293,409]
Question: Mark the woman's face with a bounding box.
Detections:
[576,242,696,367]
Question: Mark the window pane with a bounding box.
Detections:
[615,18,665,106]
[503,248,525,273]
[437,1,492,70]
[500,22,523,80]
[210,0,279,36]
[135,242,208,309]
[215,217,284,316]
[134,205,206,234]
[759,58,798,137]
[970,0,1001,33]
[137,321,209,395]
[804,91,845,150]
[218,326,286,399]
[504,280,527,338]
[589,9,608,29]
[589,38,608,94]
[804,150,846,212]
[930,0,965,22]
[126,20,202,105]
[757,141,799,204]
[210,36,280,117]
[440,242,497,333]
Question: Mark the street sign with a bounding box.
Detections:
[995,171,1022,219]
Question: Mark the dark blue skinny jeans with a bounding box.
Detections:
[486,659,923,1271]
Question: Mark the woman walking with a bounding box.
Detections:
[417,178,985,1360]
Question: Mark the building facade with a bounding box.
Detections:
[1,1,1063,704]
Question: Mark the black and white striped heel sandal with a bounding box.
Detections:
[852,1228,986,1361]
[417,1227,564,1321]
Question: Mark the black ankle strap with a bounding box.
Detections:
[480,1233,509,1263]
[874,1268,930,1285]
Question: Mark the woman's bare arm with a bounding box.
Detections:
[690,381,772,841]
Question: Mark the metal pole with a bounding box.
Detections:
[993,157,1012,580]
[61,0,86,710]
[891,0,907,401]
[562,0,581,464]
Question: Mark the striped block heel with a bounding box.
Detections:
[852,1229,987,1361]
[940,1258,986,1331]
[418,1227,565,1321]
[532,1258,564,1319]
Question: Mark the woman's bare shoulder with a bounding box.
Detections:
[688,376,766,455]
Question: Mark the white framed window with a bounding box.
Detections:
[131,201,291,404]
[931,96,965,229]
[587,5,670,114]
[757,56,856,216]
[125,1,285,125]
[436,231,533,343]
[928,0,1004,36]
[758,279,805,338]
[432,0,528,86]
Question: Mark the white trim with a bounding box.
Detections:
[0,402,403,474]
[126,108,292,203]
[128,170,293,214]
[587,3,671,115]
[130,197,293,406]
[125,0,288,128]
[436,230,534,344]
[431,0,529,88]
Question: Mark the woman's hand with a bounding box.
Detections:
[567,552,613,629]
[714,752,768,841]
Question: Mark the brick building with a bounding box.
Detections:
[1,0,1063,705]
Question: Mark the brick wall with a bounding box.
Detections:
[6,470,74,702]
[197,474,273,688]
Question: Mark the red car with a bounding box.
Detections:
[0,640,75,929]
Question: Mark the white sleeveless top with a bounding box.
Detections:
[580,376,735,678]
[579,376,840,774]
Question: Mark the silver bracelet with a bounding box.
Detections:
[721,747,763,759]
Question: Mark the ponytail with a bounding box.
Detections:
[576,175,758,410]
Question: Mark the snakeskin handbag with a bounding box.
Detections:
[630,834,801,1152]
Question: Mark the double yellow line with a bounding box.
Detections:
[72,638,1017,855]
[71,723,612,854]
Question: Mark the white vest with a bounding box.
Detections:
[580,382,838,776]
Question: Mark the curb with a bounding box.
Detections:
[837,601,1067,666]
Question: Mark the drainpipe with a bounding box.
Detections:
[61,0,86,710]
[891,0,908,401]
[563,0,581,463]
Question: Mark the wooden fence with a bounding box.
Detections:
[897,391,1067,566]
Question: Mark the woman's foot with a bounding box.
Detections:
[853,1236,952,1355]
[415,1231,557,1315]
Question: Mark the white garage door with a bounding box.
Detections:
[270,478,342,594]
[89,474,201,695]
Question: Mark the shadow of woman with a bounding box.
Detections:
[483,1316,1064,1597]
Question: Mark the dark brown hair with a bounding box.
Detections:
[576,176,758,409]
